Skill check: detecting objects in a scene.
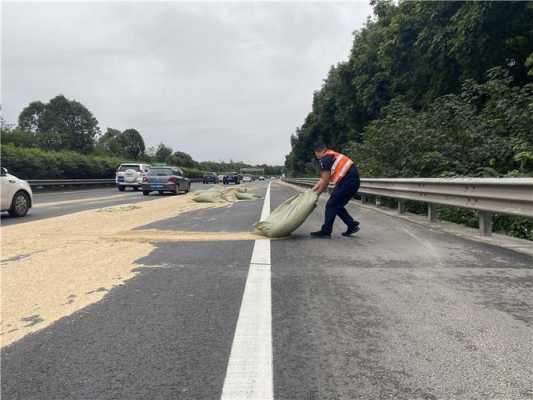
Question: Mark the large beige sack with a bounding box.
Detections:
[192,186,224,195]
[235,192,261,201]
[192,191,226,203]
[255,189,319,238]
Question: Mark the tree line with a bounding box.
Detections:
[285,1,533,177]
[1,95,283,176]
[284,1,533,239]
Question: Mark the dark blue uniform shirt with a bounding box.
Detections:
[319,155,359,185]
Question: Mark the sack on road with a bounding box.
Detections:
[192,190,226,203]
[236,192,261,201]
[255,189,319,238]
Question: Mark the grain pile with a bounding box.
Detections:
[110,229,266,243]
[192,185,259,203]
[0,194,224,347]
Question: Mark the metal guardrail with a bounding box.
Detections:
[28,177,204,189]
[28,179,116,188]
[283,177,533,237]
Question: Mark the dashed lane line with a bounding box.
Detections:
[220,182,273,400]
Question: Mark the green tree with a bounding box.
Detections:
[121,129,145,159]
[155,143,173,162]
[18,101,46,133]
[18,95,100,153]
[97,128,123,155]
[168,150,195,167]
[286,1,533,176]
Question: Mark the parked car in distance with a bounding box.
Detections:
[223,172,241,185]
[258,176,265,181]
[203,172,219,184]
[142,166,190,195]
[1,167,33,217]
[242,175,252,183]
[217,174,224,182]
[116,163,151,191]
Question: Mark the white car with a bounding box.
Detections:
[116,163,151,191]
[1,167,33,217]
[242,175,252,183]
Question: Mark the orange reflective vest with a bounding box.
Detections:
[323,150,354,184]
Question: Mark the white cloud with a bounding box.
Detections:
[2,1,372,164]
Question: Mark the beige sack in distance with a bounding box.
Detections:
[255,189,319,238]
[236,192,261,201]
[193,190,226,203]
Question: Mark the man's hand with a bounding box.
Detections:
[313,171,330,193]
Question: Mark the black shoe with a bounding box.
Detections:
[310,230,331,238]
[342,224,360,237]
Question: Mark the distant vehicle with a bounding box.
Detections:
[223,172,241,185]
[116,163,151,191]
[142,166,190,195]
[242,175,252,183]
[217,174,224,182]
[258,176,265,181]
[203,172,219,184]
[1,167,33,217]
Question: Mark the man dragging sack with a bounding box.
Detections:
[311,143,360,238]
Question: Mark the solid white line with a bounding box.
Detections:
[220,182,273,400]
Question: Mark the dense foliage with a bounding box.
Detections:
[2,144,124,180]
[348,68,533,178]
[18,95,100,154]
[285,1,533,239]
[1,144,206,179]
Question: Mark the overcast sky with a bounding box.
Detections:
[2,1,373,165]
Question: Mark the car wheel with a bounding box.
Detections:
[158,191,164,195]
[118,186,125,192]
[143,191,150,196]
[133,186,139,191]
[9,191,30,217]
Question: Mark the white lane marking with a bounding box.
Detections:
[221,182,273,400]
[260,184,270,220]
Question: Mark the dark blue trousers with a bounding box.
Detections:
[321,176,360,234]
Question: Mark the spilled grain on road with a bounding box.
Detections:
[0,194,224,347]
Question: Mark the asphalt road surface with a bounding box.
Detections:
[0,183,207,226]
[2,181,532,399]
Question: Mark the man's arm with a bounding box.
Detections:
[313,171,331,193]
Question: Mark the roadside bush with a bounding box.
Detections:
[0,144,124,179]
[0,144,206,180]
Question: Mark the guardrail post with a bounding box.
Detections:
[478,211,493,237]
[427,204,438,222]
[398,200,406,215]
